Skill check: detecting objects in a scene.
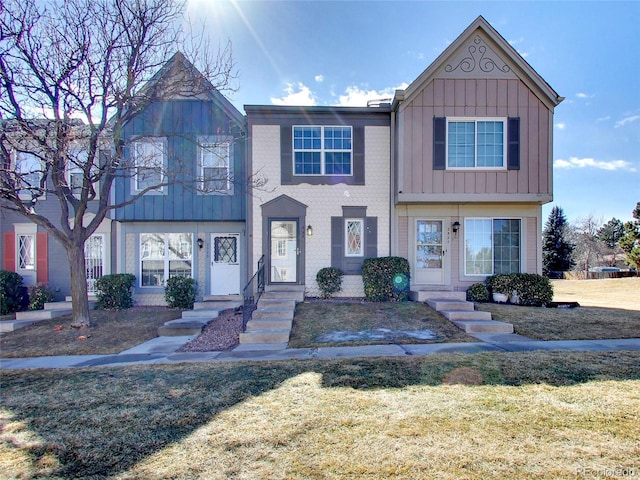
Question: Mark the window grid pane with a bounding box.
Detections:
[464,219,493,275]
[448,120,504,168]
[140,233,193,286]
[201,143,230,191]
[293,126,352,175]
[18,235,35,270]
[346,220,363,256]
[134,140,164,191]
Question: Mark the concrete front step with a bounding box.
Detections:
[257,298,296,310]
[265,284,305,292]
[261,290,305,302]
[239,329,291,344]
[203,294,243,302]
[451,319,514,334]
[194,301,241,311]
[246,318,292,330]
[441,310,493,321]
[251,308,294,320]
[182,309,219,319]
[426,299,475,312]
[0,318,49,333]
[411,290,466,302]
[158,320,206,336]
[15,309,72,320]
[44,301,97,311]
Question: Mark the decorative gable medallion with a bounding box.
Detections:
[442,35,515,79]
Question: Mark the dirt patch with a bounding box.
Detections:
[442,367,484,386]
[316,328,439,343]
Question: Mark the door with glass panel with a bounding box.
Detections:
[414,219,445,284]
[85,234,105,294]
[211,234,240,295]
[270,220,298,283]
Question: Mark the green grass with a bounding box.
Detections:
[1,351,640,479]
[0,307,181,357]
[289,300,476,348]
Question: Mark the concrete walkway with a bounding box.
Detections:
[2,333,640,369]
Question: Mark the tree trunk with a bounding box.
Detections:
[68,242,91,327]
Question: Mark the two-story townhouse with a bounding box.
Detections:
[1,121,113,297]
[246,106,391,297]
[392,16,563,293]
[113,52,248,305]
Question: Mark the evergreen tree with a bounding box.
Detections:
[543,206,575,277]
[619,202,640,272]
[597,217,624,266]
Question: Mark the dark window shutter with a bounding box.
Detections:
[507,117,520,170]
[353,125,365,184]
[433,117,446,170]
[365,217,377,259]
[330,216,343,270]
[281,126,293,184]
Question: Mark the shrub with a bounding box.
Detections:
[485,274,514,295]
[95,274,135,310]
[316,267,343,298]
[164,276,196,309]
[466,282,490,302]
[0,270,27,315]
[27,283,55,311]
[510,273,553,306]
[362,256,411,302]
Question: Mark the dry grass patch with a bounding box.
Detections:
[1,351,639,479]
[478,278,640,341]
[289,300,476,348]
[0,307,181,357]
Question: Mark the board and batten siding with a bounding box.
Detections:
[397,78,552,199]
[114,100,246,222]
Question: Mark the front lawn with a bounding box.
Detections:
[0,307,181,357]
[1,351,639,479]
[289,300,476,348]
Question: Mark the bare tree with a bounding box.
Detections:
[569,214,604,278]
[0,0,237,326]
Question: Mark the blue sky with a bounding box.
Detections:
[187,0,640,224]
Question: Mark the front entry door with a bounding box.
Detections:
[414,219,445,284]
[211,234,240,295]
[270,220,298,283]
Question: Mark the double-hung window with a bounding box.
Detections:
[15,152,43,200]
[464,218,521,276]
[140,233,193,287]
[447,118,506,169]
[199,142,230,192]
[133,138,165,192]
[293,126,352,176]
[66,148,98,198]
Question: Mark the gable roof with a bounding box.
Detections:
[394,16,563,111]
[139,51,245,127]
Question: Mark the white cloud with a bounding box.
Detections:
[314,75,324,83]
[336,83,408,107]
[554,157,636,172]
[576,92,594,99]
[270,82,317,106]
[614,115,640,128]
[555,123,566,130]
[596,116,611,123]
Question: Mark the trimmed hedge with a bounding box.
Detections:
[0,270,26,315]
[362,256,410,302]
[316,267,343,298]
[165,276,196,309]
[485,273,553,307]
[95,274,136,310]
[466,282,490,302]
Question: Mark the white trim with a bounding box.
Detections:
[446,117,507,170]
[292,125,353,176]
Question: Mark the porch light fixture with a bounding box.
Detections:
[452,221,461,234]
[197,238,204,249]
[306,225,313,237]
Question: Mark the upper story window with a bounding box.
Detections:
[199,142,230,193]
[293,126,352,176]
[66,148,100,199]
[14,151,43,200]
[132,138,165,193]
[448,118,505,169]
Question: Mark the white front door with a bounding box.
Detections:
[414,219,445,285]
[270,220,298,283]
[85,234,105,294]
[210,234,240,295]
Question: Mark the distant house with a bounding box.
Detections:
[112,52,248,305]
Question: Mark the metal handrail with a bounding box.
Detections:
[242,255,265,328]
